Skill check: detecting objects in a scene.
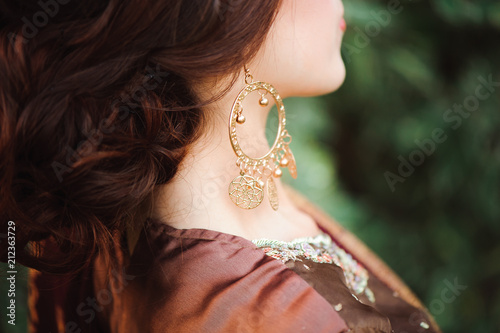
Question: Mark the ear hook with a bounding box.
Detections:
[243,66,269,106]
[243,66,254,84]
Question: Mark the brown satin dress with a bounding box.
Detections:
[28,187,441,333]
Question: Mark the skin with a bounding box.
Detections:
[152,0,346,241]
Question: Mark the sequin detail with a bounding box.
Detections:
[420,321,430,329]
[252,233,374,302]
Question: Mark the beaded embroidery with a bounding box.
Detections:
[252,233,375,303]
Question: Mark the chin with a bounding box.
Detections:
[327,61,347,93]
[290,60,346,98]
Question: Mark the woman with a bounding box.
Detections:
[0,0,440,332]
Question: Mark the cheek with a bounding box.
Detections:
[255,0,345,97]
[284,0,345,95]
[297,1,343,66]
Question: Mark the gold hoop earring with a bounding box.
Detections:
[228,67,297,211]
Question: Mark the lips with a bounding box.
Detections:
[340,17,346,32]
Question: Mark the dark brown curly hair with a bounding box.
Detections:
[0,0,282,273]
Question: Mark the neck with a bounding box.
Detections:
[151,76,319,240]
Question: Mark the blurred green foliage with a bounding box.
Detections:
[284,0,500,332]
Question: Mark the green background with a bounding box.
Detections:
[2,0,500,332]
[284,0,500,332]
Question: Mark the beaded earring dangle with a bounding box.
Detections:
[228,67,297,211]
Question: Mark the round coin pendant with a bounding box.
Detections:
[229,174,264,209]
[267,177,279,211]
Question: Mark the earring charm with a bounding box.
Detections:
[259,91,269,106]
[227,68,297,210]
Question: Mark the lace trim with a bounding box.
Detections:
[252,233,375,302]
